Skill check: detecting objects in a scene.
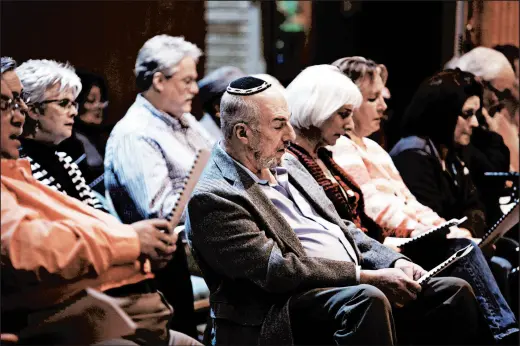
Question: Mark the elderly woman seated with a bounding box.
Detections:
[284,64,518,344]
[15,59,106,212]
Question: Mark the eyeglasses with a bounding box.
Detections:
[38,98,79,111]
[160,72,197,90]
[482,80,516,104]
[0,94,29,116]
[460,109,477,120]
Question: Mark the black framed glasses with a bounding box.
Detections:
[460,109,478,120]
[482,80,516,103]
[0,94,29,116]
[38,98,79,111]
[160,71,196,90]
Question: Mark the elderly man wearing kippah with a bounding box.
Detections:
[184,76,493,345]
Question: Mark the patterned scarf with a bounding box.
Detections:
[287,143,385,242]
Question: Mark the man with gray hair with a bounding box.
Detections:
[105,34,214,338]
[447,47,519,223]
[185,76,489,345]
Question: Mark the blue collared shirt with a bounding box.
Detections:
[223,146,360,279]
[105,94,215,223]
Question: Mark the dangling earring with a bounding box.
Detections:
[34,119,40,135]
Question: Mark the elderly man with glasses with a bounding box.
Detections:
[104,34,215,338]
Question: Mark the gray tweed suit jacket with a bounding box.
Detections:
[185,144,405,345]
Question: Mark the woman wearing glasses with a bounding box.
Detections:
[58,70,109,194]
[389,69,487,238]
[15,59,106,211]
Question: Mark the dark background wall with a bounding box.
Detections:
[264,0,456,149]
[1,0,206,128]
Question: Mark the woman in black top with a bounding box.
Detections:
[390,69,487,237]
[390,69,519,314]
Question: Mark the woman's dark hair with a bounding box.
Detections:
[400,68,483,148]
[74,69,108,116]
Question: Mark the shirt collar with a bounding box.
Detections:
[135,94,188,130]
[218,142,287,186]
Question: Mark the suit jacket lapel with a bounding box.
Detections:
[212,145,306,257]
[283,155,361,262]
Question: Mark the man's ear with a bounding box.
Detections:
[233,123,249,144]
[151,72,165,92]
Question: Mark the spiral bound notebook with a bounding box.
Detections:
[166,149,211,229]
[397,217,468,253]
[417,244,474,286]
[479,199,519,249]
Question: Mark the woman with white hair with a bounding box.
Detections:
[16,59,105,211]
[285,65,384,239]
[285,64,519,345]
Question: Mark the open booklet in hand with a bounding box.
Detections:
[478,199,519,249]
[18,288,136,344]
[417,244,474,285]
[395,217,468,255]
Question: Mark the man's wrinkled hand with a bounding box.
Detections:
[360,267,422,307]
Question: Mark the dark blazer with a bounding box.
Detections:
[185,144,405,345]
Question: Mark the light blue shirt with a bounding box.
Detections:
[105,94,215,223]
[222,146,360,279]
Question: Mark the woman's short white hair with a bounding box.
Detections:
[446,47,514,81]
[15,59,82,103]
[135,35,202,89]
[286,65,362,130]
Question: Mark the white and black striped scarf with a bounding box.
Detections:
[24,151,106,212]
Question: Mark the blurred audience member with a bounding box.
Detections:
[105,34,214,338]
[330,57,450,238]
[198,66,245,141]
[58,70,108,194]
[1,56,200,346]
[16,59,106,212]
[447,47,519,172]
[285,64,518,344]
[390,69,519,308]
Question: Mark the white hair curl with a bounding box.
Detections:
[16,59,81,103]
[286,65,362,130]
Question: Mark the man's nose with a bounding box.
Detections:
[190,81,199,95]
[12,109,25,127]
[285,122,296,142]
